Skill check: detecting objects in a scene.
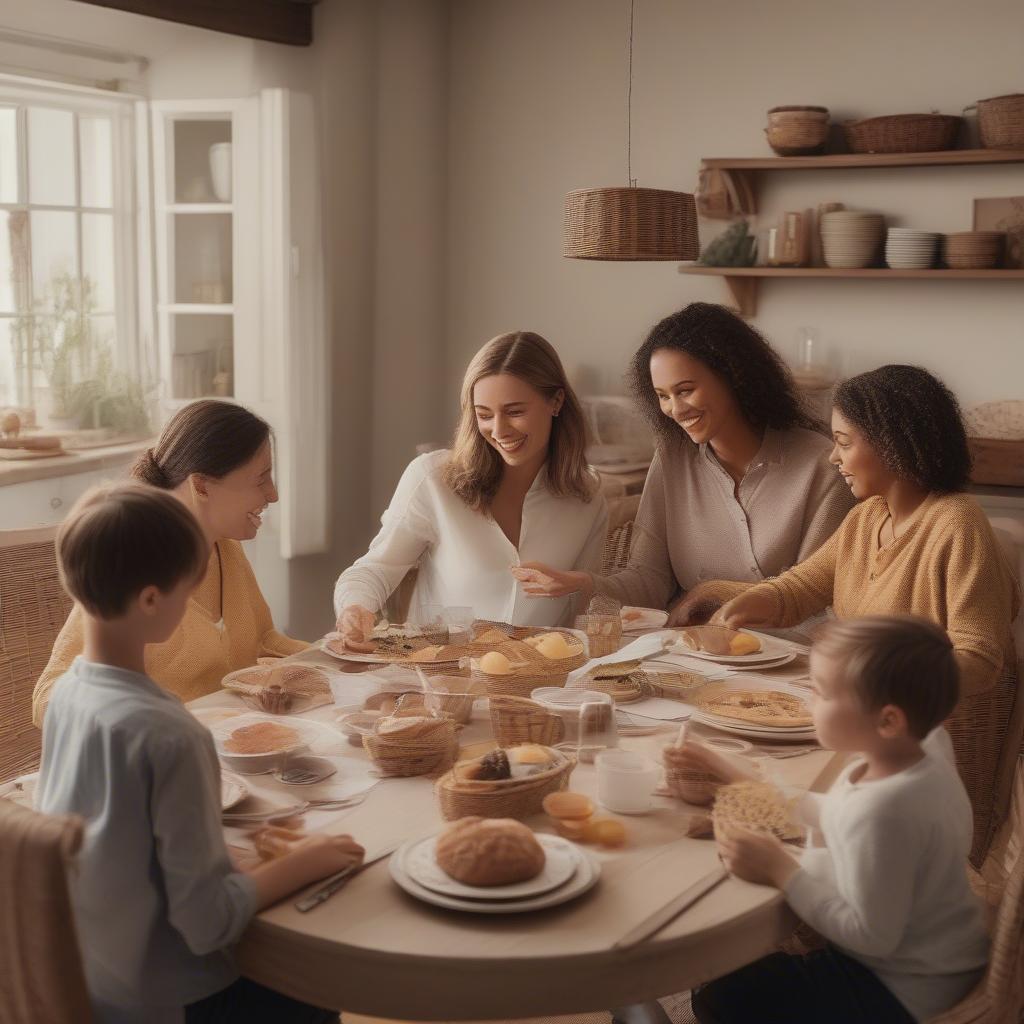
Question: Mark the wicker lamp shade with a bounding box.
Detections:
[563,186,699,261]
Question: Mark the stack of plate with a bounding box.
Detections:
[943,231,1004,269]
[669,631,796,672]
[820,211,885,268]
[885,228,939,269]
[691,707,817,743]
[390,832,600,913]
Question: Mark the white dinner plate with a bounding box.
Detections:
[620,607,669,632]
[390,839,600,914]
[319,634,460,666]
[403,833,580,900]
[220,771,249,809]
[668,631,794,666]
[714,652,796,672]
[210,713,345,774]
[691,709,817,743]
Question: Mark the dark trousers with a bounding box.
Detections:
[185,976,339,1024]
[692,947,915,1024]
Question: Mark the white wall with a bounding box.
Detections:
[444,0,1024,408]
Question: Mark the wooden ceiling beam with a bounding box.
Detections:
[73,0,315,47]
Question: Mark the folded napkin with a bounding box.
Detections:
[566,633,668,687]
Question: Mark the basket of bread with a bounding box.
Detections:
[363,710,459,777]
[436,743,575,821]
[473,629,586,698]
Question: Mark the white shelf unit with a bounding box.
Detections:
[149,91,328,559]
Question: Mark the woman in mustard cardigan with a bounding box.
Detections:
[33,400,306,725]
[687,365,1020,866]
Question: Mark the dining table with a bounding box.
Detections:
[190,635,843,1020]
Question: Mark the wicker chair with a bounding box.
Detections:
[0,526,72,784]
[0,800,92,1022]
[927,807,1024,1023]
[602,494,641,574]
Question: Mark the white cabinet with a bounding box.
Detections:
[149,90,328,559]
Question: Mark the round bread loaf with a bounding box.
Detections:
[435,816,546,886]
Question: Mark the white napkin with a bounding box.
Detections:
[566,633,669,687]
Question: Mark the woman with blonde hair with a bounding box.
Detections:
[334,331,607,637]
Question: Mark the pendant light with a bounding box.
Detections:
[563,0,698,261]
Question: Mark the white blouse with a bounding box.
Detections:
[333,450,609,627]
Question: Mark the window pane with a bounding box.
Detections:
[0,109,17,204]
[31,210,77,298]
[0,211,30,314]
[82,213,114,312]
[28,107,75,206]
[0,319,17,407]
[79,115,113,208]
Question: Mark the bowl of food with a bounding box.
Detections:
[209,713,340,774]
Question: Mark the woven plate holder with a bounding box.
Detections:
[435,748,576,821]
[973,93,1024,149]
[563,188,699,260]
[489,696,565,747]
[363,717,458,777]
[842,113,962,154]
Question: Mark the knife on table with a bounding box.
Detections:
[295,845,399,912]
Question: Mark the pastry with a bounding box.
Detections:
[508,744,555,778]
[679,624,762,657]
[256,683,292,714]
[223,721,301,754]
[480,651,513,675]
[224,663,333,707]
[435,817,546,886]
[582,818,627,847]
[699,687,811,728]
[542,791,594,820]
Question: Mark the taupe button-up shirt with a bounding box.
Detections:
[595,427,855,609]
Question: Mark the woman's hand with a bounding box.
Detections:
[717,826,799,889]
[511,563,594,601]
[712,589,781,629]
[663,740,757,786]
[336,604,376,649]
[667,583,724,627]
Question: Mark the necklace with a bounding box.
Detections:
[213,542,226,632]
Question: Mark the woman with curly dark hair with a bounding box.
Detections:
[709,364,1020,866]
[512,303,854,616]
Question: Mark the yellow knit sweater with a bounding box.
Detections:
[32,540,307,726]
[727,492,1021,865]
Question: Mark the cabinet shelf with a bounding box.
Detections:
[692,149,1024,313]
[680,266,1024,316]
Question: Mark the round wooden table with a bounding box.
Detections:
[199,645,839,1020]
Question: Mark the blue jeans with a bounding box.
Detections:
[692,947,915,1024]
[185,976,338,1023]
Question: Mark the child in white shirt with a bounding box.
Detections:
[668,615,989,1024]
[38,483,365,1024]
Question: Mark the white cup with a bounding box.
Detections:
[595,749,660,814]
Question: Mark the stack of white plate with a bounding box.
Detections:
[390,832,600,913]
[668,630,796,672]
[820,211,885,269]
[885,228,939,269]
[691,707,817,743]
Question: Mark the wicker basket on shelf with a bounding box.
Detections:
[843,113,962,154]
[974,93,1024,149]
[436,747,576,821]
[489,695,565,746]
[765,105,830,156]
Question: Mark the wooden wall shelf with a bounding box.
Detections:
[680,266,1024,316]
[691,149,1024,313]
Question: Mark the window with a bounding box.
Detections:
[0,76,150,440]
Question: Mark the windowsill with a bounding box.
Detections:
[0,438,153,487]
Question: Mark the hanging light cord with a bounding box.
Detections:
[627,0,635,187]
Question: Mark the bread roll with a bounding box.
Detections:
[435,817,545,886]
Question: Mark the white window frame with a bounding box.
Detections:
[0,72,143,408]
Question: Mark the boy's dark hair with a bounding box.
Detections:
[814,616,959,738]
[832,364,971,493]
[57,483,209,619]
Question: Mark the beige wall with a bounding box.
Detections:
[445,0,1024,408]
